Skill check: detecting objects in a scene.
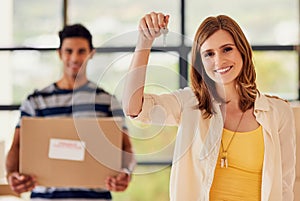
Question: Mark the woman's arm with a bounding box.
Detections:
[122,12,169,117]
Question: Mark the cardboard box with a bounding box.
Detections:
[19,117,123,188]
[295,179,300,201]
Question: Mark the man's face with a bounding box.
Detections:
[58,37,93,80]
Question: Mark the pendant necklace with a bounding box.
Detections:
[220,111,245,168]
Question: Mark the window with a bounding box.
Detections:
[186,0,299,45]
[12,0,62,47]
[68,0,181,47]
[0,1,299,200]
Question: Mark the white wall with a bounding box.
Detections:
[0,141,4,183]
[0,0,13,184]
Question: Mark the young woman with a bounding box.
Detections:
[123,12,296,201]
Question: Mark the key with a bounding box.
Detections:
[160,27,169,47]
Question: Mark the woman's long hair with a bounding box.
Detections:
[190,15,258,118]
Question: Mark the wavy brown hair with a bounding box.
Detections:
[190,15,258,118]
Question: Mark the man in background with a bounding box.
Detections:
[6,23,135,200]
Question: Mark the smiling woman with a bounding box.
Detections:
[123,12,296,201]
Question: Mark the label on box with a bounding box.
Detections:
[48,138,85,161]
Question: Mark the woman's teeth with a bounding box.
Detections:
[214,66,231,73]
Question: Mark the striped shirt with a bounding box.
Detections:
[17,81,124,200]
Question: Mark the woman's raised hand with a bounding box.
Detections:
[138,12,170,44]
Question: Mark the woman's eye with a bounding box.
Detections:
[224,47,233,53]
[204,52,214,57]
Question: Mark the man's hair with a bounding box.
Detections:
[58,24,94,50]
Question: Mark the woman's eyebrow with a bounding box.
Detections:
[201,43,235,54]
[219,43,235,49]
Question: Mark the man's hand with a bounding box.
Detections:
[105,171,131,192]
[7,172,37,194]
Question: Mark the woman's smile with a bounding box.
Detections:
[214,66,233,74]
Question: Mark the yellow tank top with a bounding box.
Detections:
[209,126,264,201]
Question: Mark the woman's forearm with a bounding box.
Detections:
[122,37,152,117]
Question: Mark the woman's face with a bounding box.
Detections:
[200,30,243,86]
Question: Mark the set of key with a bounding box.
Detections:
[160,27,169,47]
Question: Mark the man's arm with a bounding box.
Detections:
[6,128,36,194]
[121,130,136,172]
[105,130,136,192]
[6,128,20,174]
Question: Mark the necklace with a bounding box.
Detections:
[220,111,245,168]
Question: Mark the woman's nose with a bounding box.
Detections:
[214,53,225,67]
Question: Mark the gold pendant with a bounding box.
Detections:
[221,152,228,168]
[221,157,228,168]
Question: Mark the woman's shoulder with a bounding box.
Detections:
[257,93,292,112]
[174,87,197,101]
[265,94,288,102]
[172,87,199,109]
[176,87,195,96]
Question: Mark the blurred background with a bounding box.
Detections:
[0,0,299,200]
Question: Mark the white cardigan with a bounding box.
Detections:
[134,87,296,201]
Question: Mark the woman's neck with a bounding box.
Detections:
[216,83,239,104]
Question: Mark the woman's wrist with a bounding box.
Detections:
[136,35,154,51]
